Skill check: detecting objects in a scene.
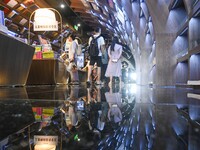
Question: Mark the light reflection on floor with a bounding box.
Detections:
[0,84,200,150]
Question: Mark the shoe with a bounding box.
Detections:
[70,81,79,85]
[95,81,103,85]
[95,84,102,89]
[86,80,91,85]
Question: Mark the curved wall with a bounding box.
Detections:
[117,0,200,87]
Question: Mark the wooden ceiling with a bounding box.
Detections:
[0,0,135,63]
[0,0,122,40]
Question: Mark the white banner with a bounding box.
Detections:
[34,21,58,31]
[34,135,58,145]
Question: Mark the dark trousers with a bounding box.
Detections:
[101,64,108,82]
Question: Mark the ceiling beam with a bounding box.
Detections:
[73,8,87,13]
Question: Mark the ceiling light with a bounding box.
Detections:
[77,23,81,27]
[60,4,65,8]
[33,8,58,31]
[34,9,56,24]
[20,3,27,8]
[104,6,108,12]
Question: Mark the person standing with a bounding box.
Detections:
[101,42,109,84]
[105,36,123,86]
[64,34,72,53]
[87,27,105,85]
[67,34,80,84]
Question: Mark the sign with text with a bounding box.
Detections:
[34,21,58,31]
[34,135,58,145]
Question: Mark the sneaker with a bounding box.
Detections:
[95,81,103,85]
[86,80,91,85]
[70,81,79,85]
[108,82,112,86]
[95,84,102,89]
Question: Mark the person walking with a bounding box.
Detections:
[87,27,105,85]
[105,36,123,86]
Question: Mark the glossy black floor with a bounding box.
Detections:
[0,84,200,150]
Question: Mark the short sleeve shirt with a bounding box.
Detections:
[69,40,78,60]
[88,34,105,56]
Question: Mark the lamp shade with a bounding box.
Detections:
[33,8,58,31]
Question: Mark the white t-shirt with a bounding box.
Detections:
[88,34,105,56]
[68,40,78,60]
[65,41,71,52]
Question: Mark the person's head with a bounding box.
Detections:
[112,36,119,43]
[75,37,81,44]
[110,36,119,51]
[94,27,101,34]
[67,33,76,41]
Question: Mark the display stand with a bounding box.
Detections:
[0,32,34,86]
[26,8,69,85]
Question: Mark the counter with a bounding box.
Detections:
[27,59,69,85]
[0,32,35,86]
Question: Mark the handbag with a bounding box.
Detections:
[64,59,76,71]
[60,52,67,61]
[111,58,118,63]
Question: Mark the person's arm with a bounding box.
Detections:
[70,41,77,62]
[97,85,101,102]
[100,36,105,52]
[107,108,111,121]
[82,61,89,71]
[107,46,111,58]
[117,107,122,121]
[88,37,92,46]
[87,88,91,104]
[117,45,123,60]
[101,44,105,53]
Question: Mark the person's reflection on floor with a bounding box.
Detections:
[61,99,101,149]
[68,102,78,128]
[98,101,109,131]
[105,85,122,123]
[87,85,106,134]
[62,101,78,132]
[68,85,79,101]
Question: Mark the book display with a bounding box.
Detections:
[33,35,55,60]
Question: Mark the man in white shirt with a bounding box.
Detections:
[87,27,105,85]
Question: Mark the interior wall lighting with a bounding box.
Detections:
[104,6,108,12]
[94,0,99,6]
[20,3,27,8]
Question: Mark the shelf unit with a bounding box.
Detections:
[176,60,189,85]
[173,0,200,87]
[189,54,200,80]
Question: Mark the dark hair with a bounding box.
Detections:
[94,27,101,33]
[110,36,119,52]
[75,37,82,44]
[67,33,76,40]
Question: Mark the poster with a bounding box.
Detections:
[76,54,84,68]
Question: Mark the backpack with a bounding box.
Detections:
[89,35,101,57]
